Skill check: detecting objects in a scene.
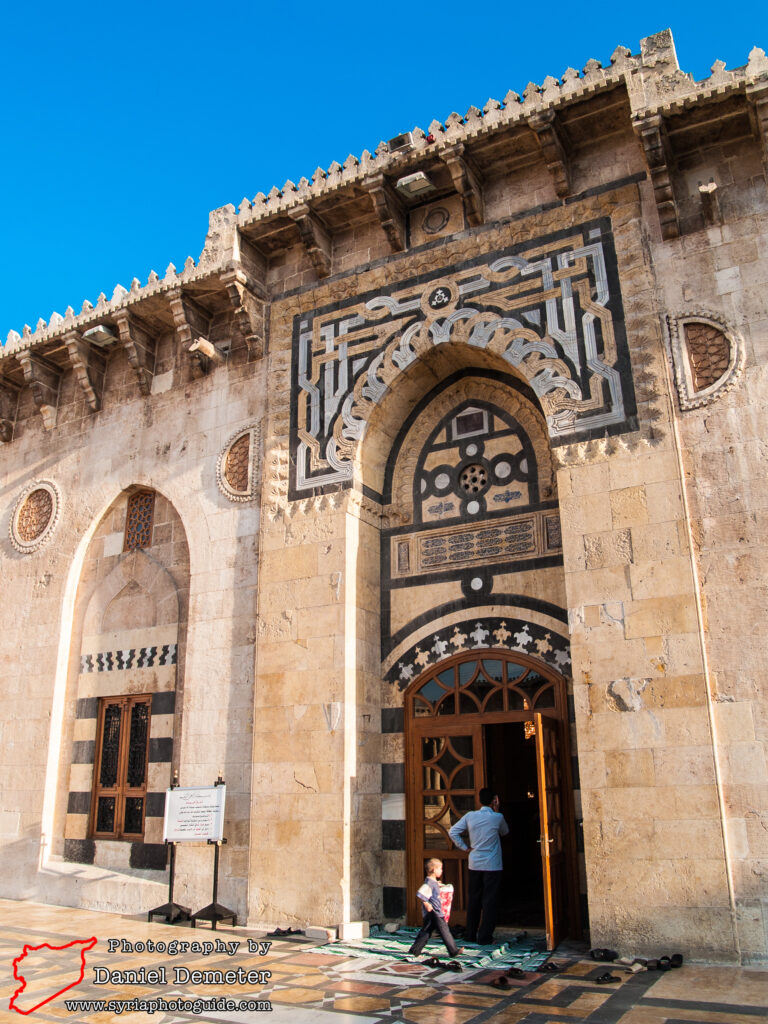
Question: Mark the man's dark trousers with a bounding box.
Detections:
[466,869,503,944]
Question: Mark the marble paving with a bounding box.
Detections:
[0,899,766,1023]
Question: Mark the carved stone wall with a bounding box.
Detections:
[0,29,766,962]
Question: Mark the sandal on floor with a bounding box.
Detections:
[658,956,672,971]
[506,967,527,978]
[645,959,659,970]
[266,928,289,937]
[596,973,620,984]
[539,962,561,972]
[590,948,618,962]
[670,953,683,968]
[491,976,510,989]
[445,960,463,972]
[424,956,443,968]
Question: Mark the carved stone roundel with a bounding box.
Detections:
[10,480,62,554]
[665,310,744,411]
[216,425,260,502]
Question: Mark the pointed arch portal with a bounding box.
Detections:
[405,649,580,949]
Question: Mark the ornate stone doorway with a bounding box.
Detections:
[405,649,580,949]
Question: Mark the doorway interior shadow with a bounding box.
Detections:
[404,648,581,949]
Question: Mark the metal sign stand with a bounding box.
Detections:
[148,773,190,923]
[191,776,237,929]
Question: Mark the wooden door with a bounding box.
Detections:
[535,712,566,949]
[407,722,484,924]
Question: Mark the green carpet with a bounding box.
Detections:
[314,926,549,971]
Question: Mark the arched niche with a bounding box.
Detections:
[60,488,189,872]
[349,345,579,932]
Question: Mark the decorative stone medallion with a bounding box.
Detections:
[216,425,260,501]
[10,480,61,553]
[665,310,745,410]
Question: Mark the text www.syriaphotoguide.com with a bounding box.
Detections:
[63,996,272,1014]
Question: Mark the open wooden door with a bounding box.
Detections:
[535,712,566,950]
[407,722,484,924]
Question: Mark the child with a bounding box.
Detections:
[408,857,464,959]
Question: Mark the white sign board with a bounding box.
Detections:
[163,785,226,842]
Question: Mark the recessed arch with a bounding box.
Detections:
[59,486,189,868]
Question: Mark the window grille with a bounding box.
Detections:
[124,491,155,551]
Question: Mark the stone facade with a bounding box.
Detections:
[1,29,767,962]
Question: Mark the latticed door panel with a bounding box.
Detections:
[91,695,151,839]
[421,733,478,849]
[409,724,484,924]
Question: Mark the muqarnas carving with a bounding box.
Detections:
[9,480,61,554]
[666,311,745,410]
[290,218,637,498]
[217,425,260,501]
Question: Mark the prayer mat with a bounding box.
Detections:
[311,926,549,972]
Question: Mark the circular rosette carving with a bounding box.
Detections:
[216,425,260,502]
[10,480,62,554]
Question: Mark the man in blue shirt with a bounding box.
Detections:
[448,787,509,945]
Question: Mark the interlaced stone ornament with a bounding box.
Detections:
[9,480,61,554]
[291,218,637,498]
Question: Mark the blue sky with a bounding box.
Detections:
[1,3,766,338]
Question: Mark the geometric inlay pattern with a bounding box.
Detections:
[3,897,757,1024]
[387,618,570,687]
[9,479,62,554]
[79,644,177,673]
[291,217,636,497]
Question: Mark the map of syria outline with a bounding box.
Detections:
[10,936,97,1015]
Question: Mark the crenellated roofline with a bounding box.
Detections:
[2,29,767,368]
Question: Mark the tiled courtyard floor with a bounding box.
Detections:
[0,899,766,1023]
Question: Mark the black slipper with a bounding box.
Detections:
[590,948,618,962]
[267,928,289,937]
[445,960,463,972]
[506,967,527,978]
[540,962,561,972]
[670,953,683,968]
[646,959,658,970]
[658,956,672,971]
[491,976,510,989]
[596,973,620,984]
[424,956,442,968]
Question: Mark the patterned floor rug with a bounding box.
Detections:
[313,926,549,972]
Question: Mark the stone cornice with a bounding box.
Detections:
[0,259,255,364]
[224,34,768,235]
[2,30,767,362]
